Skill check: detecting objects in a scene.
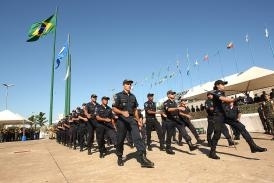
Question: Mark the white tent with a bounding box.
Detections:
[181,66,274,100]
[0,110,32,126]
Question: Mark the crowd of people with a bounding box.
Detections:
[52,79,271,168]
[0,128,40,142]
[188,88,274,113]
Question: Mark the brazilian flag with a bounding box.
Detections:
[27,14,56,42]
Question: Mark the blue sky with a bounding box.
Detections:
[1,0,274,122]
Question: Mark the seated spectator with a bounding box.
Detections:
[191,105,195,112]
[260,91,266,102]
[200,103,205,111]
[195,105,200,112]
[244,94,254,104]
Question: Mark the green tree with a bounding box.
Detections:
[28,115,37,130]
[35,112,48,127]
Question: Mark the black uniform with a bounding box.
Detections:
[205,98,234,146]
[163,99,197,154]
[86,102,99,153]
[77,112,88,152]
[179,105,204,143]
[144,100,164,150]
[209,90,267,159]
[224,104,241,139]
[113,90,153,167]
[95,104,117,158]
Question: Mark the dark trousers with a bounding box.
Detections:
[207,116,232,144]
[71,125,78,148]
[78,123,86,150]
[165,119,191,150]
[116,116,146,157]
[87,119,97,150]
[161,119,168,142]
[181,118,200,141]
[96,123,117,154]
[225,120,255,145]
[211,114,256,151]
[146,118,164,146]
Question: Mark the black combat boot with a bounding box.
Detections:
[186,141,198,151]
[228,139,238,146]
[209,149,220,159]
[250,144,267,153]
[117,156,124,166]
[177,141,183,146]
[159,144,165,151]
[166,148,175,155]
[247,139,267,153]
[138,153,154,168]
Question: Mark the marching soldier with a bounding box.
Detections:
[178,98,205,144]
[205,92,237,147]
[163,90,197,155]
[208,80,267,159]
[144,93,165,151]
[85,94,100,155]
[112,79,154,168]
[95,96,117,158]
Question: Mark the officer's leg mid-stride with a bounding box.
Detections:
[116,117,154,168]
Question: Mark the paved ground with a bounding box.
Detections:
[0,133,273,183]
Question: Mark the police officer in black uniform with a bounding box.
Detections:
[95,96,117,158]
[85,94,100,155]
[144,93,165,151]
[205,92,237,147]
[178,98,205,144]
[208,80,267,159]
[76,108,88,152]
[112,79,154,168]
[163,90,197,154]
[224,99,241,140]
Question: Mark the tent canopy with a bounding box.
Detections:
[0,110,32,126]
[182,66,274,100]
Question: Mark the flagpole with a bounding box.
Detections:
[267,36,274,60]
[49,7,58,125]
[64,34,70,115]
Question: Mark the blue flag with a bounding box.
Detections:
[56,41,68,69]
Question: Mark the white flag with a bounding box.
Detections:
[265,28,269,38]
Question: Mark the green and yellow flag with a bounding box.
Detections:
[27,14,56,42]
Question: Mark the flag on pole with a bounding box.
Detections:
[265,28,269,38]
[27,14,56,42]
[245,34,249,43]
[227,42,234,49]
[56,40,68,69]
[203,54,209,61]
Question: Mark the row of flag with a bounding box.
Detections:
[26,13,274,96]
